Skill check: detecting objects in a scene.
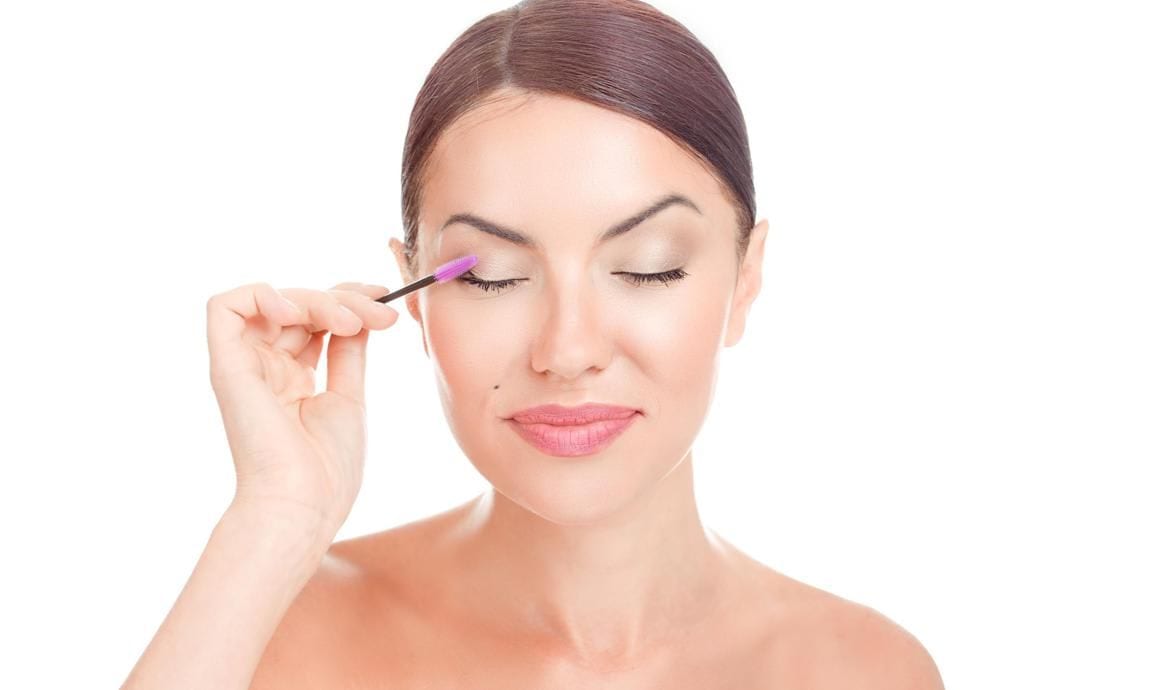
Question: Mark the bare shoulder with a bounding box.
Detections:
[807,595,943,689]
[747,565,945,689]
[249,507,467,689]
[247,548,382,689]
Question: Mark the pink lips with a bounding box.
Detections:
[506,403,641,457]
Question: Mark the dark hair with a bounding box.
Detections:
[400,0,756,275]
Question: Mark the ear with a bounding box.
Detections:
[388,237,430,358]
[723,217,769,348]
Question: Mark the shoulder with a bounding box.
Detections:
[758,576,944,689]
[811,599,944,689]
[248,550,378,689]
[249,512,463,689]
[733,558,942,690]
[249,525,430,689]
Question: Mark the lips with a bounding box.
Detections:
[507,403,640,425]
[505,403,641,457]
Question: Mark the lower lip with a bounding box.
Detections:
[507,412,640,457]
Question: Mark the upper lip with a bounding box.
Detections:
[507,403,641,426]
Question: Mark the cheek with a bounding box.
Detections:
[422,295,524,405]
[619,287,727,389]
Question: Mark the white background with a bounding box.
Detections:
[2,1,1146,688]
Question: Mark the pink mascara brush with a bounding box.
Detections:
[374,254,478,304]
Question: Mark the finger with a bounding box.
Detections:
[271,286,364,363]
[206,284,301,443]
[298,329,326,372]
[277,286,365,338]
[322,284,396,408]
[332,289,400,330]
[207,282,301,384]
[328,282,399,327]
[326,327,370,408]
[273,283,397,360]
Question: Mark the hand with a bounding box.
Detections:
[205,281,399,537]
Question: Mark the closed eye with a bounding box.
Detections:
[620,268,689,287]
[457,268,689,294]
[457,273,523,293]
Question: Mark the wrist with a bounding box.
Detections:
[221,495,339,560]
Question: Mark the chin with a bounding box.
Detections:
[468,447,677,528]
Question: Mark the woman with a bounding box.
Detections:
[123,1,943,688]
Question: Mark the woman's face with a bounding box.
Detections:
[389,89,766,526]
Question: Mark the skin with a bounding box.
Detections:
[250,87,945,688]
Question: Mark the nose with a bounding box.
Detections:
[529,274,613,381]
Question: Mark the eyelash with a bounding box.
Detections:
[458,268,689,293]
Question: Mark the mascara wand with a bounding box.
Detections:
[374,254,478,304]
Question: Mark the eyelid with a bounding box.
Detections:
[457,267,689,293]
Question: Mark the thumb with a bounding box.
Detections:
[325,328,369,407]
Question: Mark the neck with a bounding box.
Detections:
[441,452,737,663]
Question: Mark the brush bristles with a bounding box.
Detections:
[434,254,479,282]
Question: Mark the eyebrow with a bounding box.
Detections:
[437,193,703,248]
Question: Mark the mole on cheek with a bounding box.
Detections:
[493,385,500,389]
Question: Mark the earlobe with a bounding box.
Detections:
[407,292,429,357]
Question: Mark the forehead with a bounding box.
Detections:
[418,90,730,243]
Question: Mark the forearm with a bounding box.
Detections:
[121,500,332,690]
